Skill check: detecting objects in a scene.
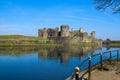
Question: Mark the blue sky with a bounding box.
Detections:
[0,0,120,40]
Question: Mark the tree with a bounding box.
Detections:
[94,0,120,14]
[105,38,111,45]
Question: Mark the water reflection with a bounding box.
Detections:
[1,46,113,80]
[38,46,102,64]
[0,47,38,55]
[0,46,102,64]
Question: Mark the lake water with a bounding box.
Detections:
[0,46,120,80]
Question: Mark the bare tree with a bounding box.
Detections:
[94,0,120,14]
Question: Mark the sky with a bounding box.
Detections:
[0,0,120,40]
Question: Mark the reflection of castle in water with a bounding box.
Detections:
[0,46,102,65]
[38,46,102,64]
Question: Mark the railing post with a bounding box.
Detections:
[110,51,112,64]
[88,56,91,80]
[100,52,103,70]
[117,50,119,61]
[75,67,80,80]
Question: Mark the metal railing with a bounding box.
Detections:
[73,49,120,80]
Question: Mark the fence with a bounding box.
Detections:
[73,49,120,80]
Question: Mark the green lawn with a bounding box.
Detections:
[0,35,37,39]
[0,35,61,47]
[0,35,99,47]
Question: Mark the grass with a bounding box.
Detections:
[111,41,120,44]
[105,40,120,47]
[0,35,98,47]
[71,42,97,47]
[0,35,59,47]
[0,44,62,47]
[109,43,120,47]
[0,35,37,40]
[0,35,63,47]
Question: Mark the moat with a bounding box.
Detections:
[0,46,120,80]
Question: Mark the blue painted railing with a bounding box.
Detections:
[73,50,120,80]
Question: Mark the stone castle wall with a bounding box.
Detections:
[38,25,102,45]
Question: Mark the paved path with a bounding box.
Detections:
[91,70,120,80]
[91,62,120,80]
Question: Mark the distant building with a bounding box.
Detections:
[38,25,102,46]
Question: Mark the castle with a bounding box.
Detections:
[38,25,102,45]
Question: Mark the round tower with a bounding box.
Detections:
[91,31,96,37]
[60,25,70,37]
[79,27,84,33]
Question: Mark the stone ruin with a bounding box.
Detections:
[38,25,70,38]
[38,25,102,45]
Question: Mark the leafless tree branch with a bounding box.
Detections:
[94,0,120,14]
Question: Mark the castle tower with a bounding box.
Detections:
[54,27,59,36]
[60,25,70,37]
[38,29,43,37]
[79,27,84,33]
[91,31,96,37]
[43,28,48,38]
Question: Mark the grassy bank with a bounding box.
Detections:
[108,43,120,47]
[0,35,62,47]
[69,42,97,47]
[0,35,37,40]
[110,41,120,47]
[0,35,98,47]
[105,41,120,47]
[0,44,62,47]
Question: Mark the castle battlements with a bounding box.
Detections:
[38,25,102,45]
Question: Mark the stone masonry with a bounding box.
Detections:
[38,25,102,45]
